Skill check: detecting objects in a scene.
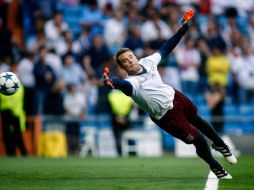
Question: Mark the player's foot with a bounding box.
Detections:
[211,165,233,179]
[212,144,237,164]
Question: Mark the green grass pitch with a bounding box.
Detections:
[0,156,253,190]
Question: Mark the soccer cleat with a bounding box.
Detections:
[212,144,237,164]
[211,166,233,179]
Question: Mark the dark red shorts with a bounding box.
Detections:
[151,89,199,144]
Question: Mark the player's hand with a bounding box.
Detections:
[102,67,114,89]
[182,9,195,23]
[179,9,195,34]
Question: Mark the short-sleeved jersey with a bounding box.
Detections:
[125,52,175,120]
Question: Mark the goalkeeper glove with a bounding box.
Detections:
[102,67,114,89]
[179,9,195,35]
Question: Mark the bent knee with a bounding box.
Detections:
[183,133,196,144]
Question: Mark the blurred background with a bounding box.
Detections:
[0,0,254,158]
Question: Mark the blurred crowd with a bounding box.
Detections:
[1,0,254,119]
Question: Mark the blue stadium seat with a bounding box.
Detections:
[197,94,206,105]
[198,104,211,120]
[238,105,254,133]
[62,7,82,35]
[224,122,244,135]
[160,130,174,150]
[224,104,238,116]
[62,7,82,18]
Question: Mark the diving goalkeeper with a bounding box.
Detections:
[103,9,237,179]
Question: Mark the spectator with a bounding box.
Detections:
[247,14,254,49]
[107,68,132,155]
[0,1,8,26]
[206,46,230,88]
[231,40,254,104]
[26,31,46,54]
[79,0,104,36]
[0,16,12,62]
[30,0,56,21]
[163,5,181,32]
[44,11,69,51]
[205,84,225,134]
[124,26,144,58]
[176,36,201,94]
[141,9,172,46]
[61,32,83,62]
[197,37,210,92]
[17,51,36,115]
[33,46,56,115]
[222,7,247,49]
[64,83,87,155]
[83,34,111,79]
[83,34,111,114]
[125,9,142,32]
[43,78,66,116]
[55,30,75,56]
[197,0,211,15]
[203,19,226,52]
[72,28,91,56]
[62,53,86,89]
[158,50,182,91]
[45,48,63,79]
[43,48,66,116]
[0,66,27,156]
[103,9,126,55]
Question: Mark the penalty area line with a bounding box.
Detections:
[204,170,219,190]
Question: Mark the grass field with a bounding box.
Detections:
[0,156,253,190]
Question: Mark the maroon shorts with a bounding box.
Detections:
[151,89,199,144]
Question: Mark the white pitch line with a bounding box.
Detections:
[204,171,219,190]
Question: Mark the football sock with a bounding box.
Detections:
[193,133,220,168]
[190,115,226,147]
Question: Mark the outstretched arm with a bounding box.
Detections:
[159,23,188,58]
[112,79,133,96]
[103,67,133,96]
[159,9,195,58]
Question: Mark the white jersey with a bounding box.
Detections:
[126,52,175,120]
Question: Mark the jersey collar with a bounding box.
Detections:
[128,65,147,76]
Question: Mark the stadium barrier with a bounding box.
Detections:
[0,113,253,157]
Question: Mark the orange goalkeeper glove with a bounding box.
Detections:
[103,67,114,89]
[182,8,195,23]
[179,9,195,34]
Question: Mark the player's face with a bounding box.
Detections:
[118,51,141,74]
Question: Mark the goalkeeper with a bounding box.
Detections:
[103,9,237,179]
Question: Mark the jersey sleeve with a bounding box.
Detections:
[141,52,161,67]
[125,77,140,94]
[112,79,133,96]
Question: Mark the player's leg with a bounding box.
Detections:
[173,89,237,165]
[12,114,27,156]
[151,108,232,179]
[193,133,232,179]
[190,114,225,146]
[190,114,237,164]
[1,110,16,155]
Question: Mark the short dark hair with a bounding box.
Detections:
[114,47,133,65]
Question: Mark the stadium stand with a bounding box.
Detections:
[0,0,254,156]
